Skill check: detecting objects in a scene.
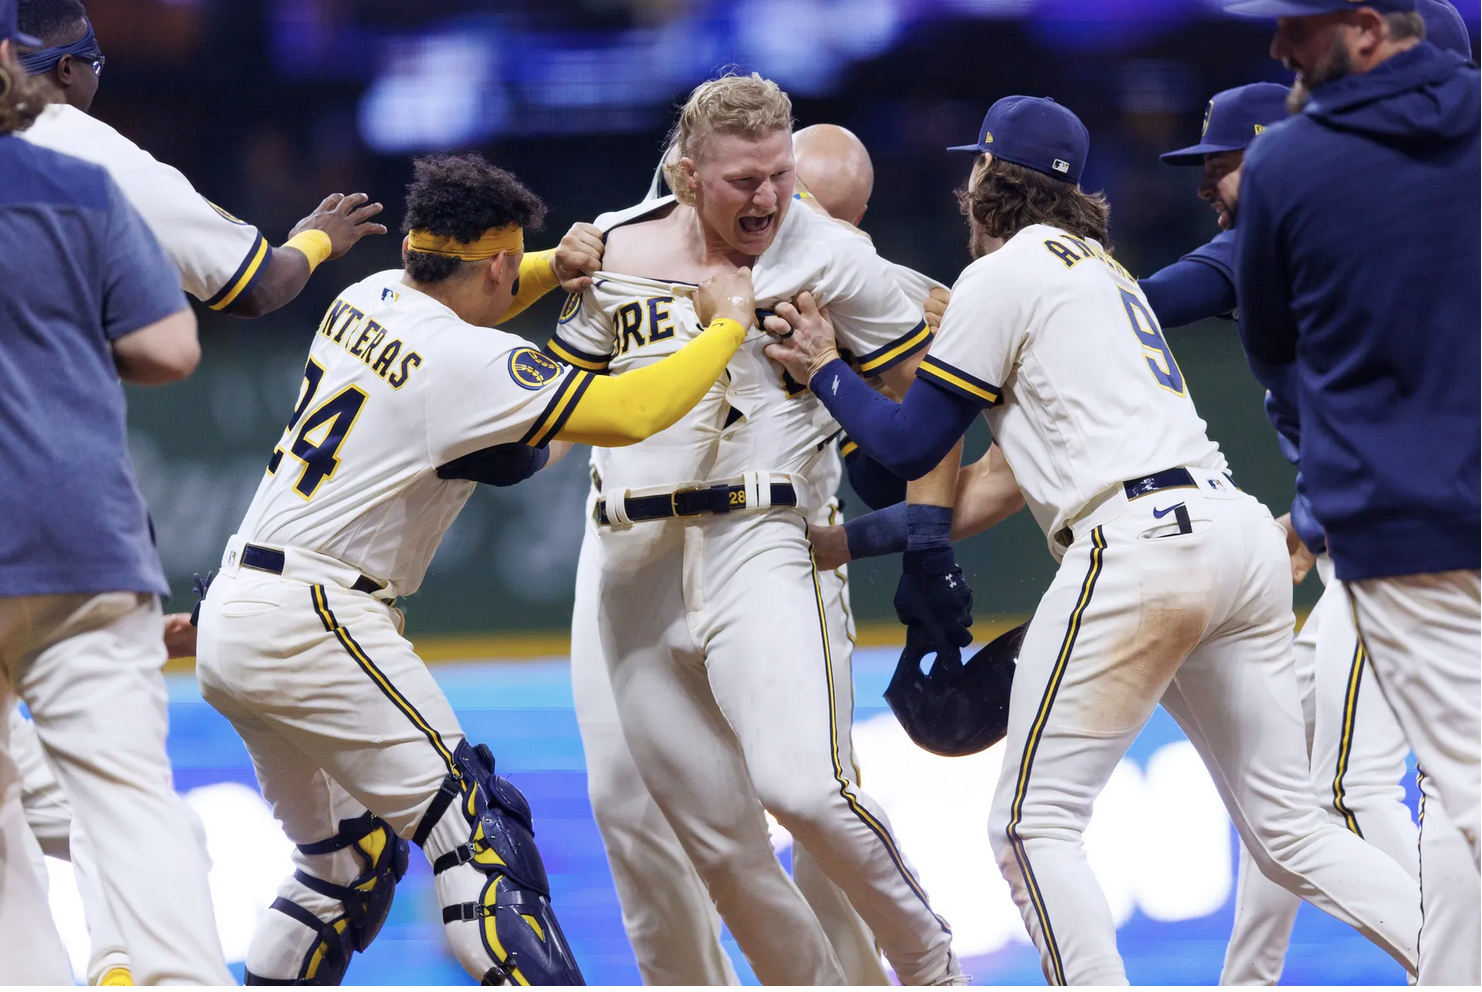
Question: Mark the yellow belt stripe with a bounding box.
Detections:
[546,338,609,372]
[918,362,999,404]
[1005,526,1106,985]
[1332,640,1366,836]
[209,236,270,311]
[808,544,952,934]
[310,585,458,777]
[857,324,932,374]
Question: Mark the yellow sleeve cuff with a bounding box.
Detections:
[497,248,563,322]
[283,229,333,274]
[552,317,746,447]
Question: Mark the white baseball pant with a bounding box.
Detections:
[987,481,1421,985]
[0,591,232,986]
[1347,570,1480,865]
[11,704,132,984]
[597,504,955,985]
[571,498,888,984]
[196,563,508,983]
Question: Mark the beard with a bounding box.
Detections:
[1287,40,1353,113]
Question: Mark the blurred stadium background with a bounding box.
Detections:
[49,0,1478,983]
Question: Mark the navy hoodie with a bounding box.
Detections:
[1236,42,1480,582]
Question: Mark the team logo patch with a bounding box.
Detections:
[508,348,562,390]
[558,292,582,324]
[1201,100,1213,136]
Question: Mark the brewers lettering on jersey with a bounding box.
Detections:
[542,131,962,982]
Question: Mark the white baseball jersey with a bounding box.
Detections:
[919,223,1226,547]
[547,196,931,513]
[21,104,268,310]
[234,269,591,596]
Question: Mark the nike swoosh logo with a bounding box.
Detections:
[1152,503,1183,519]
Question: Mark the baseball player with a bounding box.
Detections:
[562,124,945,985]
[1154,67,1477,985]
[545,75,961,986]
[18,0,387,317]
[765,95,1425,984]
[192,152,761,985]
[1224,0,1480,982]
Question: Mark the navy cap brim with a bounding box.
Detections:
[947,143,986,152]
[1159,141,1245,164]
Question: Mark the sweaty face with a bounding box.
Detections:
[690,129,795,258]
[1272,14,1355,111]
[1199,151,1244,230]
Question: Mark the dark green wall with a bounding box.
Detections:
[127,312,1313,638]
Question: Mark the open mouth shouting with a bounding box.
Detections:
[738,213,775,236]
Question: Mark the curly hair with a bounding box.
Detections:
[18,0,88,46]
[401,153,547,283]
[957,155,1111,249]
[663,72,793,205]
[0,45,45,136]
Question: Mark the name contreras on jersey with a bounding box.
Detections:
[1042,234,1135,282]
[315,296,425,388]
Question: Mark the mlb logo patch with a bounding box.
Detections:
[382,288,399,302]
[1052,159,1070,174]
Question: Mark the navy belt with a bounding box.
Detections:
[597,482,797,526]
[1055,468,1221,547]
[241,543,386,596]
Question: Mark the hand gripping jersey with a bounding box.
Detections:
[920,224,1227,551]
[547,196,931,514]
[21,104,269,311]
[233,270,590,596]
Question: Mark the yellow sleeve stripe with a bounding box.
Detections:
[917,355,1001,407]
[544,336,610,372]
[205,232,269,311]
[520,370,594,448]
[840,439,859,458]
[856,320,932,375]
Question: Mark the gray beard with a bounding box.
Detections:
[1288,42,1354,113]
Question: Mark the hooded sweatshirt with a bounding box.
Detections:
[1235,41,1480,582]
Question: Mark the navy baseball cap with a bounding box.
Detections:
[2,0,43,48]
[1417,0,1473,61]
[948,95,1090,185]
[1224,0,1416,15]
[1161,83,1290,165]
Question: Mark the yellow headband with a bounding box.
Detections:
[407,224,523,261]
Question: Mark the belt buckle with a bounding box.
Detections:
[670,487,705,518]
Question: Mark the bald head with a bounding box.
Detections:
[793,124,874,226]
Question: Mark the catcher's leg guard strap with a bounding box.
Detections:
[432,740,585,985]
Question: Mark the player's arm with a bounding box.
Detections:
[496,223,605,323]
[535,269,757,447]
[1139,257,1236,329]
[230,193,388,317]
[763,292,981,479]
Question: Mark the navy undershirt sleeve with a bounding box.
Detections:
[1138,258,1237,330]
[843,444,907,510]
[808,358,981,481]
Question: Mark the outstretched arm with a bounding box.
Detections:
[233,193,388,317]
[763,293,979,478]
[497,223,606,323]
[552,269,761,447]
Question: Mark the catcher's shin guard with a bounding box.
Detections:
[415,740,584,985]
[243,812,409,985]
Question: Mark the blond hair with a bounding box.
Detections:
[664,72,793,204]
[0,44,44,136]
